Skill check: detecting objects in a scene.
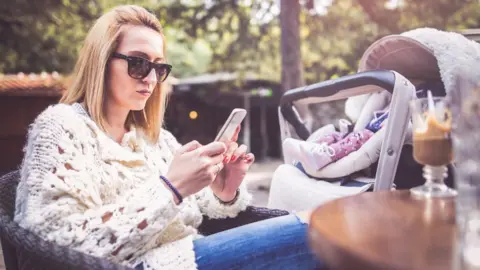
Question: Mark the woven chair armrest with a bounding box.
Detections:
[0,212,134,270]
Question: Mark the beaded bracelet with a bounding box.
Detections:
[214,188,240,205]
[160,175,183,204]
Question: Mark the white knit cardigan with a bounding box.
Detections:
[14,103,252,270]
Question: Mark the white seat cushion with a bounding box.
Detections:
[267,164,372,212]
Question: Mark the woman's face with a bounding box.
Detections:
[106,25,165,111]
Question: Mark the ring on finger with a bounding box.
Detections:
[215,163,222,174]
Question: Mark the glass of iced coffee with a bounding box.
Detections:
[410,94,457,198]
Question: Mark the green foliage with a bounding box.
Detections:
[150,0,480,83]
[152,0,281,81]
[357,0,480,31]
[164,28,213,78]
[302,0,383,82]
[0,0,102,73]
[1,0,480,82]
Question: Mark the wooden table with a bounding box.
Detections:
[308,190,458,270]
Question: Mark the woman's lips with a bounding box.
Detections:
[136,90,151,97]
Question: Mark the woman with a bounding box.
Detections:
[14,5,324,270]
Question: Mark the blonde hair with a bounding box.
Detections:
[60,5,168,144]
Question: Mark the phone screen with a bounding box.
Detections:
[215,109,247,143]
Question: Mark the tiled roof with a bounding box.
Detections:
[0,72,67,97]
[0,72,178,97]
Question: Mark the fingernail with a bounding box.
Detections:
[231,155,236,162]
[223,156,229,163]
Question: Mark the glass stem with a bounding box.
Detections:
[423,165,448,188]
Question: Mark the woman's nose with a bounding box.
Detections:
[143,68,157,85]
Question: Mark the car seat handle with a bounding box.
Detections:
[280,70,396,140]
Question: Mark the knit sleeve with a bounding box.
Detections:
[194,182,252,219]
[15,106,181,265]
[160,128,182,153]
[159,129,252,219]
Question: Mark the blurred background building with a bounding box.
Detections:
[0,72,283,174]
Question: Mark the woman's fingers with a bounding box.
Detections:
[195,142,226,157]
[243,153,255,164]
[208,162,224,176]
[209,152,225,165]
[177,140,202,155]
[224,141,238,163]
[231,144,248,163]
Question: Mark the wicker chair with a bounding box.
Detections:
[0,171,289,270]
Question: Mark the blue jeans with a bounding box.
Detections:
[135,215,325,269]
[193,214,325,270]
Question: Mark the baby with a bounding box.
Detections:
[284,128,374,171]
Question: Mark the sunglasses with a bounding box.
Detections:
[111,52,172,82]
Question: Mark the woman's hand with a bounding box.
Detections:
[210,126,255,202]
[165,140,227,203]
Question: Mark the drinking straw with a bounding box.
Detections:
[427,90,435,116]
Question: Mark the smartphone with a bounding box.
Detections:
[214,108,247,143]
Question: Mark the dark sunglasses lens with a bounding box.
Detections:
[154,66,169,82]
[128,57,151,79]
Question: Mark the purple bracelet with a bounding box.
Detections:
[160,175,183,204]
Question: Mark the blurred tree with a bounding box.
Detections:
[156,0,480,82]
[152,0,281,81]
[280,0,304,93]
[356,0,480,32]
[279,0,312,124]
[1,0,479,81]
[0,0,102,73]
[303,0,382,82]
[163,28,213,78]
